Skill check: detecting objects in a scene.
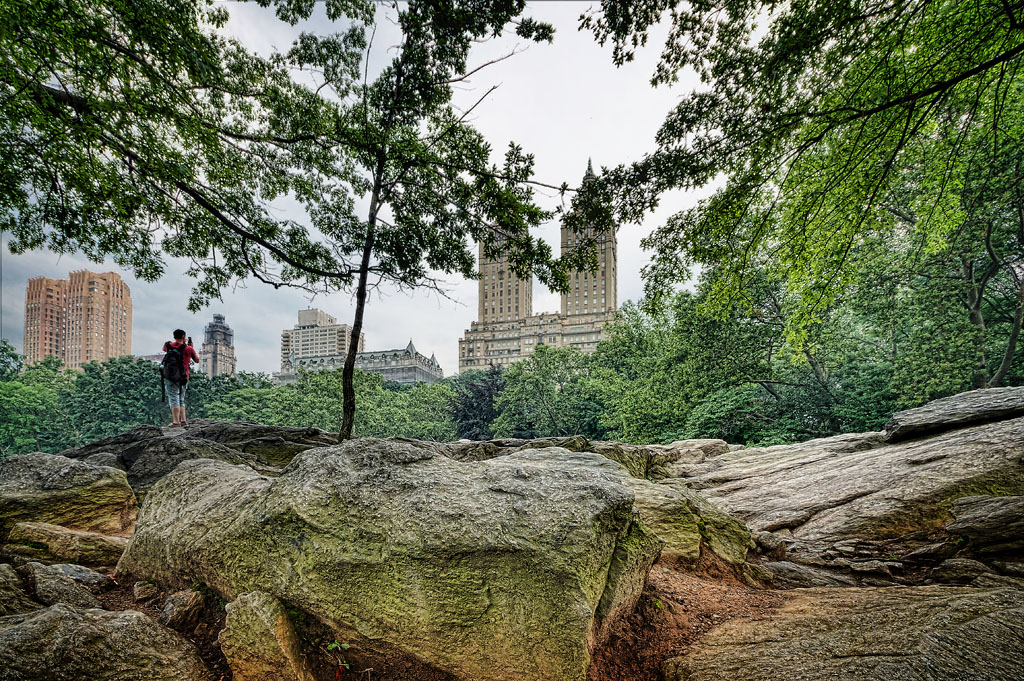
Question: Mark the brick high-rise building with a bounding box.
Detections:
[24,270,132,369]
[458,161,617,371]
[23,277,69,363]
[200,313,237,377]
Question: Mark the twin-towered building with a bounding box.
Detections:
[24,271,133,369]
[458,161,618,371]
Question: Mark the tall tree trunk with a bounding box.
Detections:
[988,272,1024,387]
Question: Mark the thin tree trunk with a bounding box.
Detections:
[988,272,1024,387]
[340,218,377,439]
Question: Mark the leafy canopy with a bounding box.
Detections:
[577,0,1024,338]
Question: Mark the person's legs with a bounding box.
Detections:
[179,383,189,426]
[165,379,183,425]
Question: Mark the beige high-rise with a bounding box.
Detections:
[24,270,132,369]
[280,308,365,371]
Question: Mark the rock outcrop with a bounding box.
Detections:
[672,417,1024,567]
[947,495,1024,555]
[0,453,137,537]
[0,603,213,681]
[662,585,1024,681]
[60,421,339,491]
[119,440,662,681]
[884,385,1024,441]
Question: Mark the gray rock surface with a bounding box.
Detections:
[947,495,1024,554]
[662,585,1024,681]
[0,603,213,680]
[5,521,129,566]
[930,558,992,584]
[119,439,662,681]
[45,563,115,592]
[673,417,1024,563]
[0,453,137,537]
[762,561,857,588]
[219,590,317,681]
[884,386,1024,442]
[60,421,339,491]
[18,562,101,608]
[0,564,40,616]
[81,452,124,470]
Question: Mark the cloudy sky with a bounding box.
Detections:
[1,1,710,376]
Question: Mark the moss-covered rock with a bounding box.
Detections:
[119,440,663,681]
[0,563,41,616]
[5,522,128,566]
[0,453,137,539]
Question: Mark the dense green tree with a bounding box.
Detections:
[64,356,166,441]
[0,340,22,381]
[0,357,75,454]
[449,367,505,440]
[492,346,607,439]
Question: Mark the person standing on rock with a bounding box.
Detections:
[161,329,199,428]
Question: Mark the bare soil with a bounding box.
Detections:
[589,556,786,681]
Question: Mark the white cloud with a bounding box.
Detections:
[1,2,711,376]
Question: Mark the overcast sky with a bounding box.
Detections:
[0,1,710,376]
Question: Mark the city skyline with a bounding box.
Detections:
[0,3,708,376]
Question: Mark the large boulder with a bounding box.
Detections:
[0,453,137,538]
[674,416,1024,562]
[662,585,1024,681]
[0,603,213,680]
[219,590,317,681]
[884,386,1024,442]
[622,478,754,568]
[118,440,663,681]
[4,522,129,566]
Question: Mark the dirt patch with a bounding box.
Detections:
[589,556,786,681]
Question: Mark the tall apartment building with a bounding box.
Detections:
[200,313,237,377]
[280,308,365,371]
[458,161,617,372]
[24,270,132,369]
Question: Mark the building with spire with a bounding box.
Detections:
[200,314,237,377]
[458,161,618,372]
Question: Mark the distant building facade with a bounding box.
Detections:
[458,161,617,371]
[277,339,443,386]
[200,314,237,377]
[355,340,444,385]
[280,308,364,371]
[24,270,132,369]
